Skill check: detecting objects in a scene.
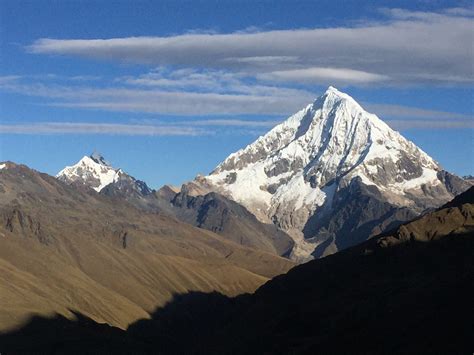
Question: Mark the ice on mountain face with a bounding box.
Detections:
[207,86,439,207]
[194,86,459,261]
[57,154,121,192]
[0,163,6,170]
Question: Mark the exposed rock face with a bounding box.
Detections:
[188,86,471,261]
[437,170,472,196]
[307,178,418,258]
[169,190,294,257]
[100,173,153,199]
[3,207,52,245]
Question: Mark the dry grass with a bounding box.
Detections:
[0,162,294,331]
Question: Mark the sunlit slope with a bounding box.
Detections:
[0,162,293,331]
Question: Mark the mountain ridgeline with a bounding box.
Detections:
[57,87,471,262]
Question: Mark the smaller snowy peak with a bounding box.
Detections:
[57,154,121,192]
[57,153,154,196]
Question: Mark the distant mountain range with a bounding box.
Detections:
[57,87,472,262]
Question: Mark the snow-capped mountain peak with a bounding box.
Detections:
[212,86,437,192]
[188,86,469,261]
[57,153,121,192]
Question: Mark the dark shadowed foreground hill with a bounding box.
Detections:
[1,187,472,354]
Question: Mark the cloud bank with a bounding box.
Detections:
[0,75,314,115]
[28,8,474,85]
[0,7,471,134]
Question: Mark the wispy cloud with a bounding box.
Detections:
[258,67,389,84]
[0,74,102,83]
[119,67,251,94]
[27,8,474,85]
[182,119,280,127]
[0,76,22,84]
[118,67,320,98]
[0,122,209,136]
[2,112,471,138]
[0,76,315,115]
[1,74,471,129]
[0,119,282,136]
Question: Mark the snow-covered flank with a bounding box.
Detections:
[57,155,121,192]
[0,163,6,170]
[195,86,446,261]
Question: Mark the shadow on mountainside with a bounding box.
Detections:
[0,292,242,355]
[1,230,473,355]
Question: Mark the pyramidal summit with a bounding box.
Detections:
[185,86,470,261]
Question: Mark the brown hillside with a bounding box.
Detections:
[0,162,294,332]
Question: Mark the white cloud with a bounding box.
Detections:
[27,8,474,85]
[119,67,319,99]
[1,75,471,129]
[0,75,22,84]
[0,119,282,137]
[183,119,280,127]
[119,67,246,92]
[0,122,209,136]
[47,91,313,115]
[2,118,470,137]
[0,76,315,115]
[259,67,389,84]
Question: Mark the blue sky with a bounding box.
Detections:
[0,0,473,188]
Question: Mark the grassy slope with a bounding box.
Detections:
[0,162,294,331]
